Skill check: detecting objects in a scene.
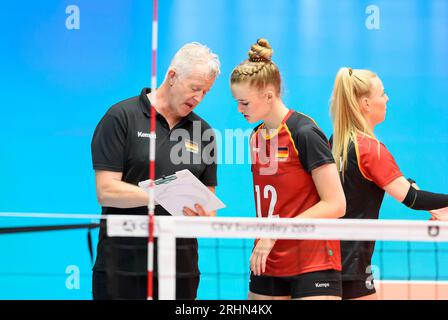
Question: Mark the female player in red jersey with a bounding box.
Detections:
[329,67,448,300]
[230,39,346,300]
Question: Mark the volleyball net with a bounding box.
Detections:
[1,213,448,299]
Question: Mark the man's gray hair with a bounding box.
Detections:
[169,42,221,79]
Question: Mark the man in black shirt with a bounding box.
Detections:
[91,42,221,299]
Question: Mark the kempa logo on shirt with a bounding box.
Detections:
[137,131,150,138]
[315,282,330,288]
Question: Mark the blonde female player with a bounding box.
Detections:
[230,39,346,300]
[330,67,448,300]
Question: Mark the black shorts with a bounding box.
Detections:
[342,278,376,300]
[249,270,342,299]
[92,270,199,300]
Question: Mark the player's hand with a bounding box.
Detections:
[429,207,448,221]
[183,204,216,217]
[250,238,276,276]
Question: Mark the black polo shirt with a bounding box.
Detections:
[91,88,217,278]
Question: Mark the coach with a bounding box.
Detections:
[91,42,221,299]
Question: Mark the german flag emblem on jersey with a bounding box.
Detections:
[185,139,199,154]
[275,147,289,161]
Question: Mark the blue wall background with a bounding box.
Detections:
[0,0,447,299]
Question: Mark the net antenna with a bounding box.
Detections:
[147,0,158,301]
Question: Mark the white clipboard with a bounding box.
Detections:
[138,169,225,216]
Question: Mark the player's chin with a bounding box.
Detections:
[244,115,258,123]
[376,114,386,125]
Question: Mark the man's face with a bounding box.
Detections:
[168,65,216,117]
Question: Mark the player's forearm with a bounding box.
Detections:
[303,163,346,219]
[97,180,149,208]
[385,177,448,211]
[296,199,346,219]
[402,187,448,211]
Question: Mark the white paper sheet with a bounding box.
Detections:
[138,169,226,216]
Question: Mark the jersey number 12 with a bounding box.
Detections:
[255,184,279,218]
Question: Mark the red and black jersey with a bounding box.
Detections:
[336,134,403,280]
[250,109,341,277]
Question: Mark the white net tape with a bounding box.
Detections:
[1,213,448,300]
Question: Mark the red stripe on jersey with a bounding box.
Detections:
[356,135,403,188]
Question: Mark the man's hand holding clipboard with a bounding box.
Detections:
[138,169,226,217]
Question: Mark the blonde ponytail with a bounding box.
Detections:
[330,67,377,176]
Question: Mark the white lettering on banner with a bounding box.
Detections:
[211,222,315,234]
[125,219,147,232]
[105,216,448,242]
[107,217,148,237]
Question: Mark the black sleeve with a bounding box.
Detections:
[295,124,335,173]
[199,129,217,187]
[91,112,127,172]
[402,186,448,211]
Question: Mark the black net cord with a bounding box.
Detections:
[87,226,95,266]
[435,241,440,300]
[0,223,99,235]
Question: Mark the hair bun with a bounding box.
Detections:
[248,38,273,62]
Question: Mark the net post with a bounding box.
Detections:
[147,0,158,300]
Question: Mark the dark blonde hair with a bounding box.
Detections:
[230,38,281,95]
